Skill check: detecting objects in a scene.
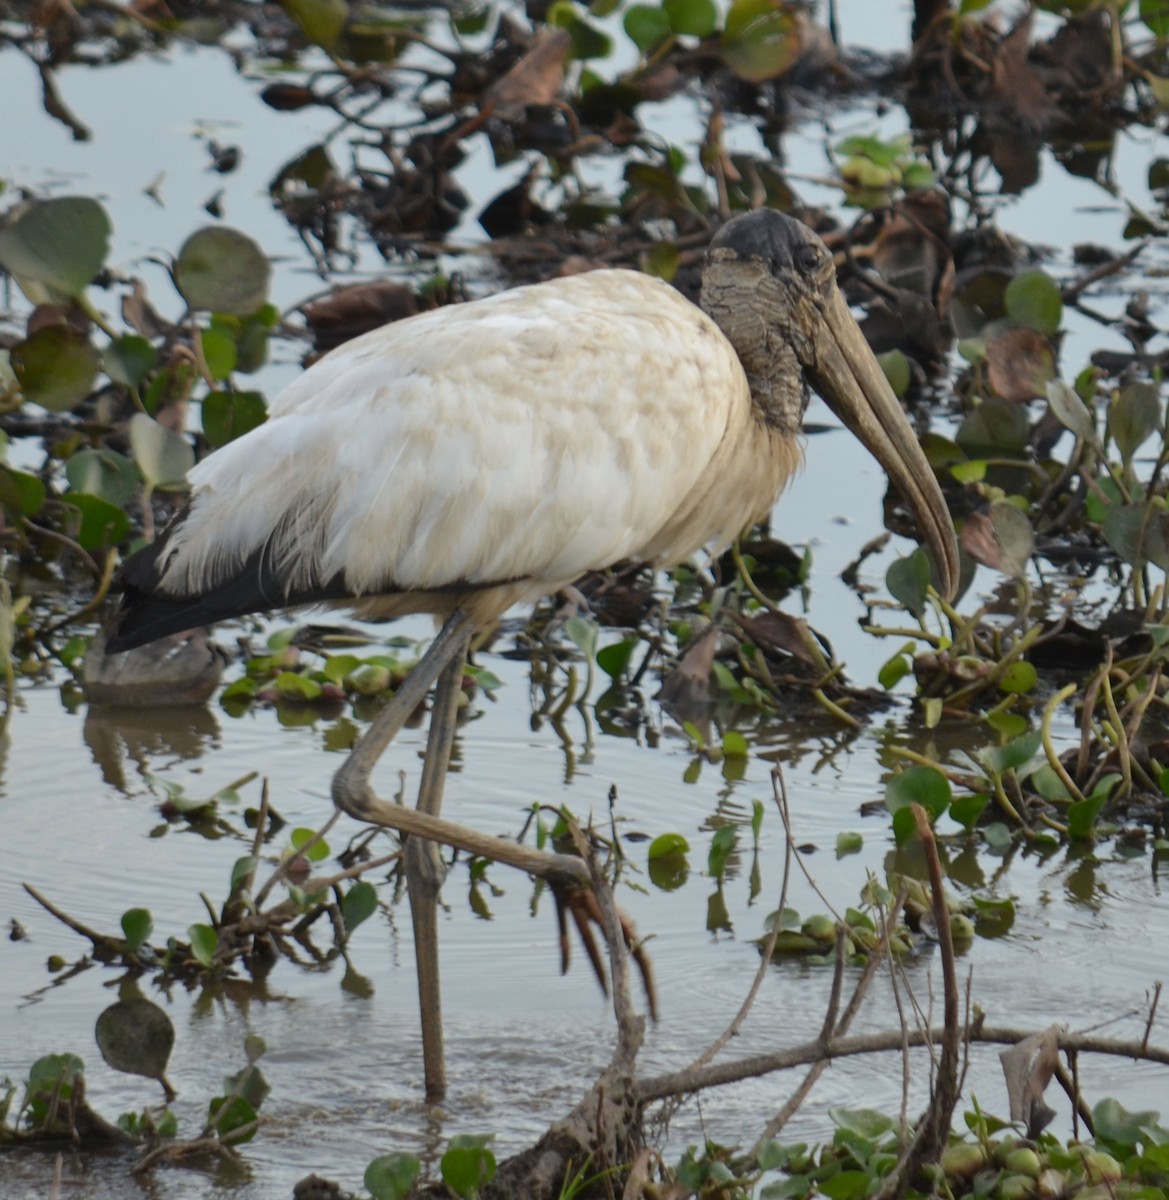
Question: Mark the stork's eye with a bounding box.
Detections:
[794,243,823,274]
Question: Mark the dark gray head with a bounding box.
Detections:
[699,208,959,601]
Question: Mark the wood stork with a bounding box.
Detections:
[109,208,959,1097]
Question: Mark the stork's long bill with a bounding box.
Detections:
[807,285,959,601]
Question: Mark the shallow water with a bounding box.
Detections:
[2,6,1169,1197]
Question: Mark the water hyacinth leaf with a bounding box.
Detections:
[1141,0,1169,36]
[960,502,1034,579]
[978,729,1041,774]
[200,325,237,382]
[596,637,636,681]
[1092,1097,1164,1150]
[27,1053,85,1105]
[564,614,599,660]
[886,549,931,619]
[663,0,717,36]
[998,660,1037,695]
[0,466,46,516]
[1108,382,1162,462]
[836,831,862,857]
[1046,378,1097,443]
[1031,763,1071,801]
[751,798,764,839]
[130,412,195,489]
[950,792,989,830]
[877,649,911,690]
[971,894,1015,936]
[188,923,218,967]
[648,831,690,860]
[225,1061,270,1109]
[282,0,347,51]
[274,671,323,700]
[722,729,748,757]
[342,880,378,933]
[548,2,613,59]
[624,6,667,53]
[645,240,679,281]
[208,1093,258,1142]
[95,998,175,1082]
[290,826,330,861]
[175,226,271,316]
[1103,504,1169,570]
[0,196,111,299]
[1067,793,1108,841]
[830,1108,896,1139]
[720,0,799,82]
[121,907,153,950]
[1004,269,1062,335]
[708,824,736,879]
[103,335,157,388]
[61,493,131,551]
[230,856,258,892]
[441,1135,497,1199]
[956,397,1029,458]
[877,349,910,398]
[66,447,138,506]
[12,325,101,411]
[365,1152,422,1200]
[886,765,951,820]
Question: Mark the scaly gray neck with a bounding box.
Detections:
[700,263,810,438]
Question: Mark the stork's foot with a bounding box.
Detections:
[553,882,658,1021]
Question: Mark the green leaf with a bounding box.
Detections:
[1046,379,1097,443]
[1141,0,1169,37]
[1067,793,1107,841]
[230,856,258,892]
[708,824,736,880]
[950,793,989,830]
[103,335,157,388]
[290,827,330,862]
[274,671,323,700]
[1109,382,1162,463]
[835,831,863,857]
[1005,269,1062,335]
[440,1135,497,1199]
[648,831,690,860]
[663,0,717,36]
[129,412,195,489]
[174,226,271,316]
[596,638,636,681]
[66,447,138,506]
[95,998,175,1082]
[200,325,237,382]
[978,729,1041,774]
[60,493,131,551]
[885,765,951,820]
[877,349,910,397]
[188,923,218,967]
[0,466,46,517]
[564,615,599,660]
[208,1093,258,1142]
[0,196,111,299]
[281,0,347,51]
[342,880,378,933]
[829,1108,896,1139]
[12,325,100,411]
[886,550,931,619]
[27,1053,84,1104]
[722,730,748,757]
[720,0,799,82]
[365,1152,422,1200]
[1093,1096,1165,1150]
[819,1171,873,1200]
[751,798,764,840]
[121,908,153,950]
[623,3,671,49]
[998,660,1037,695]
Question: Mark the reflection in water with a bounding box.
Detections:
[83,705,221,793]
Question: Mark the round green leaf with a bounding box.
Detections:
[998,660,1037,695]
[1004,269,1062,335]
[721,0,799,83]
[878,349,910,398]
[663,0,717,36]
[648,831,690,860]
[12,326,100,412]
[886,549,931,619]
[365,1152,422,1200]
[835,831,863,857]
[129,412,195,489]
[0,466,46,517]
[202,390,268,449]
[188,923,218,967]
[1108,382,1162,463]
[342,880,378,933]
[290,826,330,861]
[95,998,174,1082]
[66,447,138,506]
[0,196,111,299]
[885,765,951,819]
[175,226,271,316]
[441,1137,497,1199]
[60,493,131,551]
[121,907,153,950]
[103,335,157,388]
[623,6,670,52]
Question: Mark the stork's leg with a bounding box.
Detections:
[408,641,467,1098]
[331,609,473,1098]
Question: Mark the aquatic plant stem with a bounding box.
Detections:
[1041,683,1087,805]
